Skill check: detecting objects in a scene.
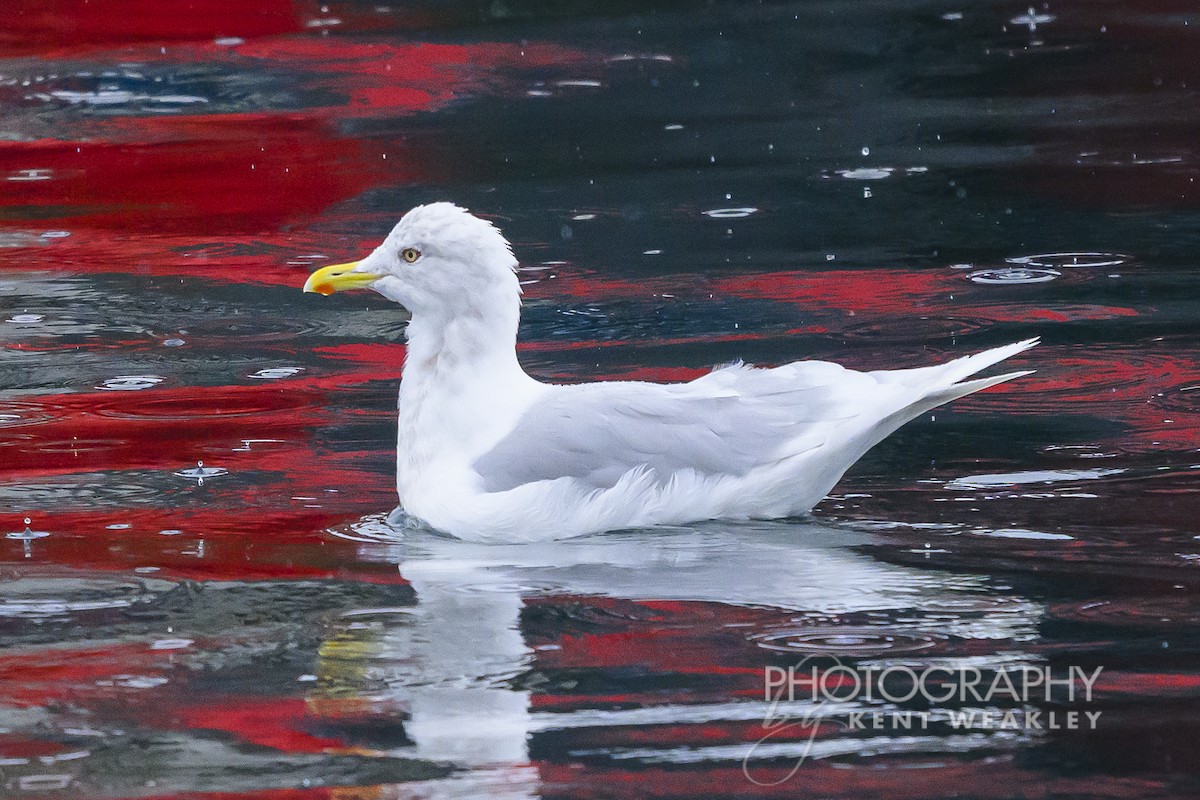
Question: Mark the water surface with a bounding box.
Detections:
[2,1,1199,797]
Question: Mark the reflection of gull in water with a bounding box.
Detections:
[317,518,1044,796]
[302,203,1036,542]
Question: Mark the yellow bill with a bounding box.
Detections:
[302,262,382,296]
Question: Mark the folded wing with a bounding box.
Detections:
[473,360,878,492]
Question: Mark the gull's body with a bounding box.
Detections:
[305,203,1035,543]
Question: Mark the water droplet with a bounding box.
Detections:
[861,146,870,156]
[967,267,1061,284]
[7,518,50,558]
[173,461,228,484]
[163,338,185,347]
[1010,7,1055,29]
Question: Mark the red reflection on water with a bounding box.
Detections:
[1,121,398,233]
[1,38,584,234]
[2,0,303,55]
[171,697,347,753]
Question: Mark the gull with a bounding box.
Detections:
[304,203,1035,543]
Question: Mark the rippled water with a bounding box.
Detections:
[2,1,1200,797]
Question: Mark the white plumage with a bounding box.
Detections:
[304,202,1035,542]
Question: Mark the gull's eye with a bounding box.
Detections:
[401,247,421,264]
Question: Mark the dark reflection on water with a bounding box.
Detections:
[2,0,1200,797]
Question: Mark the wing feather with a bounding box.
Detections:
[473,362,874,492]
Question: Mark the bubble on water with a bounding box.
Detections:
[836,167,893,180]
[949,468,1124,489]
[150,638,193,650]
[1006,252,1130,269]
[6,169,54,182]
[163,338,186,347]
[967,267,1061,284]
[702,207,758,219]
[249,366,304,380]
[751,627,943,656]
[100,674,169,689]
[861,146,870,156]
[975,528,1075,541]
[18,775,73,792]
[6,313,44,324]
[97,375,164,391]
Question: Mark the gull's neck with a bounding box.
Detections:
[402,301,525,385]
[397,286,540,476]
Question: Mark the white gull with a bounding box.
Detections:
[304,202,1035,542]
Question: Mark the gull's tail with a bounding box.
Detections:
[874,337,1039,414]
[773,338,1039,519]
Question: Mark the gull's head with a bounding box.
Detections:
[303,203,518,315]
